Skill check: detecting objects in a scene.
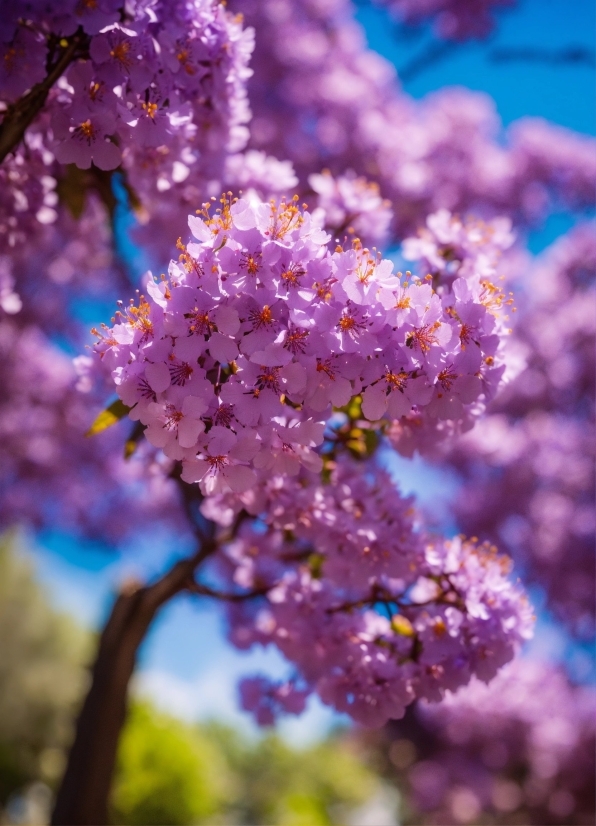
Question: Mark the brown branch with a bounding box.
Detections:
[188,580,272,601]
[51,541,214,826]
[0,29,89,164]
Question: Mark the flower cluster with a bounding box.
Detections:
[224,150,299,199]
[0,319,187,546]
[444,223,596,639]
[309,170,393,247]
[0,133,58,255]
[382,209,517,456]
[402,208,515,284]
[94,195,511,494]
[4,193,124,339]
[396,659,596,824]
[212,459,533,727]
[1,0,253,183]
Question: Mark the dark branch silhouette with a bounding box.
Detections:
[0,30,89,164]
[490,45,595,67]
[397,40,458,83]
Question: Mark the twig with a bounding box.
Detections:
[0,28,89,164]
[187,580,273,601]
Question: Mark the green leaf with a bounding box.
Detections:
[86,399,131,437]
[123,422,145,459]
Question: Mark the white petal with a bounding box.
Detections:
[188,215,211,241]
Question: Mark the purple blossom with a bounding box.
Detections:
[211,459,533,728]
[93,195,510,492]
[391,658,596,824]
[439,223,596,638]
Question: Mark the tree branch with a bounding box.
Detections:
[188,580,272,601]
[0,29,89,164]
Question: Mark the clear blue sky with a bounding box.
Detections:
[23,0,596,741]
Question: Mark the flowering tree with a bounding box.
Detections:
[0,0,593,824]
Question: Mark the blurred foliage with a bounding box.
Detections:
[0,533,90,807]
[0,534,384,825]
[198,721,378,825]
[110,703,232,825]
[111,710,379,825]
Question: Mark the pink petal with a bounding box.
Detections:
[280,361,307,392]
[92,139,122,171]
[178,417,204,448]
[145,361,171,393]
[328,376,352,408]
[213,305,240,335]
[182,395,208,417]
[387,390,410,418]
[226,465,257,493]
[180,458,209,484]
[362,384,387,421]
[208,332,239,363]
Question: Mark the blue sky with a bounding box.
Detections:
[357,0,595,135]
[21,0,596,743]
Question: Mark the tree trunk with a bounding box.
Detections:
[51,549,207,825]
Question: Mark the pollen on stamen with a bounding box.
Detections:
[268,194,304,240]
[385,370,408,392]
[141,101,159,119]
[249,304,275,330]
[163,405,183,431]
[256,366,282,395]
[284,326,309,354]
[239,250,262,276]
[406,322,441,353]
[459,323,475,348]
[316,359,335,380]
[207,454,228,473]
[75,120,96,144]
[337,303,368,337]
[177,238,204,278]
[437,366,458,391]
[185,308,214,336]
[280,262,306,288]
[123,295,154,343]
[110,40,132,67]
[213,404,234,427]
[168,359,193,386]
